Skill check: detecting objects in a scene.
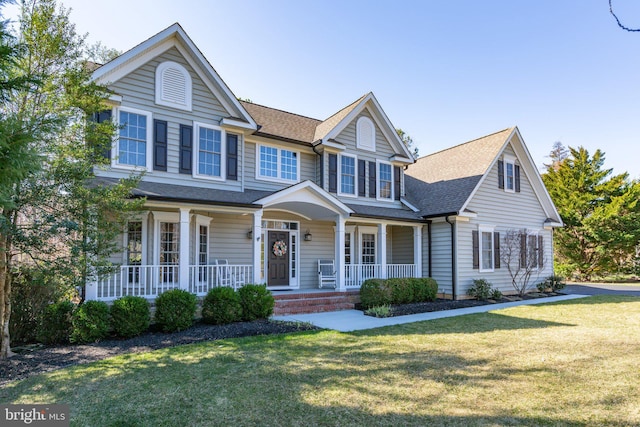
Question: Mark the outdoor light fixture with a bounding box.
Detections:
[246,229,253,239]
[304,230,313,241]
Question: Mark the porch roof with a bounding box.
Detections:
[346,203,425,222]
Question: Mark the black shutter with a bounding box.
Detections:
[179,125,192,174]
[538,235,544,268]
[472,230,479,269]
[358,160,366,197]
[319,153,324,188]
[226,133,238,180]
[515,164,521,192]
[520,233,527,269]
[494,232,501,269]
[94,110,112,160]
[368,161,376,198]
[153,120,167,171]
[328,153,337,193]
[498,160,504,189]
[394,166,401,200]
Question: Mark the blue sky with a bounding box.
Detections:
[6,0,640,177]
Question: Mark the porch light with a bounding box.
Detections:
[304,230,312,241]
[247,229,253,239]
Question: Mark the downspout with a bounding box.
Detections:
[445,216,456,300]
[427,220,432,278]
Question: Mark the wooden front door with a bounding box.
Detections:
[268,231,290,286]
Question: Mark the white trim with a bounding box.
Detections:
[112,106,153,171]
[358,227,377,265]
[338,153,358,198]
[122,212,149,266]
[376,160,394,202]
[193,121,226,181]
[263,220,300,289]
[356,116,376,152]
[155,61,192,111]
[255,180,354,216]
[152,211,180,266]
[400,198,420,212]
[503,154,516,193]
[478,225,495,273]
[220,117,255,130]
[255,143,300,184]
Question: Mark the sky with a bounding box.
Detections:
[5,0,640,177]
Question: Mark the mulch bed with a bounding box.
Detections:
[0,319,318,387]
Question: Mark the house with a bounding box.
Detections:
[86,23,562,302]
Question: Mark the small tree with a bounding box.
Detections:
[500,229,545,296]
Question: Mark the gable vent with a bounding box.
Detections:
[155,61,192,111]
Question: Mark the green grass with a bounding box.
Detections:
[2,296,640,426]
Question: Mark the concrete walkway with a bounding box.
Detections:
[272,294,589,332]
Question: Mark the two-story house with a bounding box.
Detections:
[87,23,562,302]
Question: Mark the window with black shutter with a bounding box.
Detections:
[93,110,112,160]
[394,166,401,200]
[358,160,366,197]
[368,160,376,198]
[227,133,238,180]
[153,120,167,171]
[494,232,501,269]
[498,159,504,189]
[179,124,192,174]
[472,230,479,269]
[515,164,521,192]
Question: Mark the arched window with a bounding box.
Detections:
[155,61,192,111]
[356,116,375,151]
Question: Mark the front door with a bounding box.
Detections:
[268,231,290,286]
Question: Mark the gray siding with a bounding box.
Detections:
[390,226,414,264]
[430,221,453,294]
[98,48,242,191]
[456,144,554,295]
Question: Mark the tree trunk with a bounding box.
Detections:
[0,232,15,359]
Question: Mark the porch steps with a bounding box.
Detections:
[273,291,360,315]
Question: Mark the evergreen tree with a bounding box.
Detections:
[542,145,640,280]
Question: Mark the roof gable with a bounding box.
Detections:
[92,23,256,130]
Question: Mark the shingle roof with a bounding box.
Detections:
[404,128,514,218]
[347,203,424,222]
[240,101,320,144]
[313,94,368,142]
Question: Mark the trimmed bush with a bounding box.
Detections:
[490,288,503,300]
[110,296,150,338]
[238,284,274,321]
[154,289,197,332]
[365,305,392,318]
[387,278,414,305]
[202,287,242,325]
[71,300,111,344]
[411,277,438,302]
[359,279,389,309]
[37,300,75,345]
[547,274,566,292]
[467,279,495,301]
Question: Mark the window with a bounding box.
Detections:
[481,231,494,271]
[356,116,375,151]
[194,123,225,180]
[474,225,497,272]
[197,225,208,282]
[126,221,143,284]
[523,232,544,270]
[159,222,179,284]
[498,156,520,192]
[340,154,356,195]
[345,233,352,265]
[155,61,192,111]
[378,161,392,200]
[361,233,376,264]
[257,145,299,182]
[506,162,514,190]
[117,109,152,168]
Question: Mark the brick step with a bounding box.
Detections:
[273,302,356,315]
[273,291,360,315]
[276,296,354,307]
[273,291,360,301]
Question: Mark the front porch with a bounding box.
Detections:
[91,262,417,301]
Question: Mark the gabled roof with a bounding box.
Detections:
[240,101,320,144]
[92,23,256,130]
[405,127,562,224]
[313,94,367,142]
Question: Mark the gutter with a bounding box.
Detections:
[445,215,457,300]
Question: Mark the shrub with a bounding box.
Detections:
[154,289,197,332]
[467,279,494,301]
[365,305,392,318]
[110,296,150,338]
[490,288,503,300]
[359,279,389,309]
[411,277,438,302]
[71,300,111,344]
[37,300,75,345]
[387,278,414,304]
[238,284,274,321]
[547,274,566,291]
[536,281,549,293]
[202,287,242,325]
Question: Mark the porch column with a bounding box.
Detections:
[252,210,263,284]
[413,225,423,278]
[179,208,190,290]
[85,280,98,301]
[378,223,387,279]
[335,215,346,291]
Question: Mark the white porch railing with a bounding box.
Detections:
[95,264,252,300]
[189,264,252,296]
[95,265,180,300]
[344,263,417,289]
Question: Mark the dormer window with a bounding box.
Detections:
[155,61,192,111]
[498,155,521,193]
[356,116,375,151]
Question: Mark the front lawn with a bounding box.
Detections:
[2,296,639,426]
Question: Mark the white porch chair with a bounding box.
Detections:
[214,259,245,289]
[318,259,337,289]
